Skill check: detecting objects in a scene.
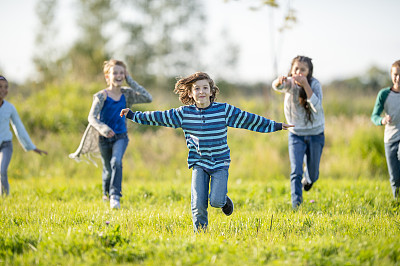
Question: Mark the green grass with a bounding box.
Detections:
[1,176,399,265]
[1,90,399,265]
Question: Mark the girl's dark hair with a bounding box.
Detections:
[174,72,219,105]
[288,55,314,124]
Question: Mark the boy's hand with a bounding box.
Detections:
[282,123,295,130]
[382,114,392,125]
[120,108,130,117]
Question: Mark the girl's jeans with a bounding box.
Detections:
[191,165,229,231]
[288,132,325,208]
[99,133,129,198]
[0,141,12,196]
[384,140,400,198]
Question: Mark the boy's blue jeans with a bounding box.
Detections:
[288,132,325,208]
[384,140,400,198]
[191,165,229,231]
[99,133,129,198]
[0,141,13,196]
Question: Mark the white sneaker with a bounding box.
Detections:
[110,196,120,209]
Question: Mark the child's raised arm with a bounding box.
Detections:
[125,75,153,104]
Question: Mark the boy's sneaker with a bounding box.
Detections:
[222,196,234,216]
[110,195,120,209]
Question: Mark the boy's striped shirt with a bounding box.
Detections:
[126,102,282,171]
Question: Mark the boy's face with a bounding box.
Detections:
[291,61,310,77]
[107,65,125,87]
[391,67,400,89]
[0,80,8,100]
[189,79,211,108]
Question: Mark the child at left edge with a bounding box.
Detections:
[120,72,293,232]
[0,75,48,196]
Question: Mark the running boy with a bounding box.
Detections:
[120,72,293,231]
[371,60,400,199]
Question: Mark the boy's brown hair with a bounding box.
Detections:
[174,72,220,105]
[103,60,127,85]
[391,60,400,72]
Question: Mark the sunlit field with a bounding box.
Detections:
[1,85,399,265]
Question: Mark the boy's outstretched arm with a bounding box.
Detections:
[120,107,183,129]
[225,103,293,133]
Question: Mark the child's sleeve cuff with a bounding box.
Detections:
[126,110,134,120]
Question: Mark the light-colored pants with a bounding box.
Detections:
[0,141,13,196]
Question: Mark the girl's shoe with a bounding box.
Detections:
[102,195,109,202]
[110,195,120,209]
[301,177,313,191]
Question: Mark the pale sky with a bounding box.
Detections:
[1,0,399,84]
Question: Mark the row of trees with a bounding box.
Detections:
[32,0,297,89]
[33,0,234,88]
[31,0,392,94]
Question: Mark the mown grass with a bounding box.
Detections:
[1,89,399,265]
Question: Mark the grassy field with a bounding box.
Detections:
[1,173,399,265]
[1,91,400,265]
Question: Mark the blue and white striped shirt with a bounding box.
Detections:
[126,102,282,171]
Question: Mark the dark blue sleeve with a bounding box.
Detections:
[126,108,183,128]
[225,103,279,133]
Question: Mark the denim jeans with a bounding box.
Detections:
[0,141,13,196]
[288,132,325,208]
[99,133,129,198]
[191,165,229,231]
[384,140,400,198]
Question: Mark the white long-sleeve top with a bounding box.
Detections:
[272,77,325,136]
[0,100,36,151]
